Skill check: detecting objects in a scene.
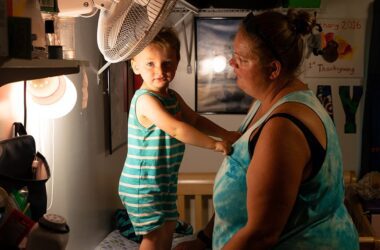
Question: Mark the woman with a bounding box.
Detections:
[175,9,359,250]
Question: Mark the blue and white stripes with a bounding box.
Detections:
[119,89,185,235]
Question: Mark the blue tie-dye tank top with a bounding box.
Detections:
[213,90,359,249]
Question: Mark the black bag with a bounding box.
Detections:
[0,122,51,221]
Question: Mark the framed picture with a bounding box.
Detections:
[103,60,134,154]
[195,17,253,114]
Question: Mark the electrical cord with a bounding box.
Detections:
[23,80,27,128]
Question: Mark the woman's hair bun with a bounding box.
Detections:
[286,9,313,36]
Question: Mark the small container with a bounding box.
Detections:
[26,213,70,250]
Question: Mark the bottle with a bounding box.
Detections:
[45,19,62,59]
[56,17,76,59]
[45,19,59,46]
[26,213,70,250]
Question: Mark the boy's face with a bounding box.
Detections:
[131,43,179,93]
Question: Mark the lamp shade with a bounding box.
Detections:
[27,76,77,119]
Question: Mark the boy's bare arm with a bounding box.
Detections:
[175,92,241,144]
[136,94,232,154]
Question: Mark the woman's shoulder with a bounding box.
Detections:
[271,101,320,126]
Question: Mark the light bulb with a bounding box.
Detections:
[212,55,227,73]
[27,76,77,119]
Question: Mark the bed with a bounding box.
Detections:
[96,171,380,250]
[95,173,215,250]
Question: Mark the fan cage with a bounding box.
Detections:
[98,0,178,63]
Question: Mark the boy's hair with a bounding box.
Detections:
[151,27,181,60]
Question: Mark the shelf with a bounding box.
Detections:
[0,58,81,87]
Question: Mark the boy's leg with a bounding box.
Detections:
[139,220,176,250]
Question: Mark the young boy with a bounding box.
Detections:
[118,27,241,249]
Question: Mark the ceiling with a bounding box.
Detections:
[185,0,284,10]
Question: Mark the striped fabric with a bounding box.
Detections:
[114,209,142,243]
[113,208,194,243]
[119,89,185,235]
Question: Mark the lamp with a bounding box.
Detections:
[27,76,77,119]
[212,55,227,73]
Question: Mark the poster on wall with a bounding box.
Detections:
[304,18,365,78]
[195,17,253,114]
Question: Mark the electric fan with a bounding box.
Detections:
[57,0,178,63]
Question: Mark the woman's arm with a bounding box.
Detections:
[174,92,241,144]
[136,94,231,154]
[222,116,311,249]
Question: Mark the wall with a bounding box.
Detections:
[42,15,127,249]
[173,0,374,174]
[0,83,24,138]
[0,0,374,248]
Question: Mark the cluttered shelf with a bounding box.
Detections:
[0,58,81,87]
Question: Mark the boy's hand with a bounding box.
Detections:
[224,131,242,144]
[214,140,232,155]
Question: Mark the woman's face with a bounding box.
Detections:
[229,30,265,96]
